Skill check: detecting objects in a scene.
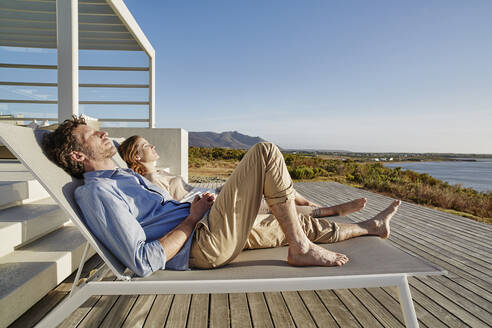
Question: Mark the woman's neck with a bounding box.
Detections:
[141,161,156,174]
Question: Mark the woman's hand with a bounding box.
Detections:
[189,192,215,222]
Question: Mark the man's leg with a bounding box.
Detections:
[190,142,296,268]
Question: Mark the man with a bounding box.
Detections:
[43,117,401,277]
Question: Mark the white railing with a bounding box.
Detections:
[0,63,153,126]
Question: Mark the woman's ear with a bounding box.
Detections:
[135,155,141,161]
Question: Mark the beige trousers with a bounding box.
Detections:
[189,143,340,269]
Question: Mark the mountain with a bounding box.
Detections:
[189,131,268,149]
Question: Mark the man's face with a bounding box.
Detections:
[72,124,116,161]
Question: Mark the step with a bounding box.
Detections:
[0,180,49,209]
[0,224,95,327]
[0,198,69,257]
[0,159,35,182]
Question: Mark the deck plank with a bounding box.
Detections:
[349,288,404,328]
[187,294,209,328]
[229,293,252,328]
[364,287,410,328]
[143,294,173,328]
[431,275,492,311]
[281,291,317,328]
[99,295,138,328]
[209,294,230,328]
[334,289,384,327]
[263,292,295,328]
[382,286,446,328]
[410,277,490,327]
[76,295,119,328]
[316,289,361,328]
[121,295,155,328]
[166,294,191,328]
[246,293,274,328]
[298,290,340,327]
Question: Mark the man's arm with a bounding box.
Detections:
[158,193,215,259]
[76,186,167,277]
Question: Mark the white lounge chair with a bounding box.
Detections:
[0,124,446,328]
[109,137,128,168]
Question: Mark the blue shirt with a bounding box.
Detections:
[74,168,194,277]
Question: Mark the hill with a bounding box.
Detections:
[189,131,268,149]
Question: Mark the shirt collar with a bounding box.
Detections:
[83,168,134,180]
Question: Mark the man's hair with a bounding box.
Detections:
[42,116,87,179]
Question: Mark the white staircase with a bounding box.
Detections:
[0,161,94,327]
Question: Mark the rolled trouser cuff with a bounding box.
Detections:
[264,186,296,206]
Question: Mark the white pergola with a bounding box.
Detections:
[0,0,156,127]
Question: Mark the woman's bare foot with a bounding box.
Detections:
[363,200,401,239]
[288,242,349,267]
[312,198,367,217]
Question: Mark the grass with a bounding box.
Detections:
[189,147,492,224]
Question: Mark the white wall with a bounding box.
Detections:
[104,128,188,182]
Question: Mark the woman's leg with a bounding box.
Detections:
[293,191,320,206]
[245,213,340,249]
[261,198,367,217]
[246,200,400,248]
[296,198,367,217]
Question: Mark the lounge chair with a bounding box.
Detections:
[109,137,128,168]
[0,124,446,328]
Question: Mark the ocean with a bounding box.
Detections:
[384,159,492,193]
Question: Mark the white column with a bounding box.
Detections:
[148,55,155,128]
[56,0,79,122]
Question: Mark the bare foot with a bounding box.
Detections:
[364,200,401,239]
[288,243,349,267]
[312,198,367,217]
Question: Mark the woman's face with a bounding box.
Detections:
[136,137,159,163]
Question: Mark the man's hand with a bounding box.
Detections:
[158,192,215,261]
[189,192,215,222]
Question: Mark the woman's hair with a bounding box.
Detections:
[118,135,147,176]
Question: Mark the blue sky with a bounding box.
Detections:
[1,0,491,153]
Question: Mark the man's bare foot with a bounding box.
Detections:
[312,198,367,217]
[288,242,349,267]
[363,200,401,239]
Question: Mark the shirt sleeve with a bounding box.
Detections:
[75,184,166,277]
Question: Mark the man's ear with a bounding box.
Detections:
[70,151,86,163]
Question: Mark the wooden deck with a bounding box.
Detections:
[10,182,492,327]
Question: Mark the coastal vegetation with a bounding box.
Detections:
[189,147,492,224]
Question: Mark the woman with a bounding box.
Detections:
[118,135,366,217]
